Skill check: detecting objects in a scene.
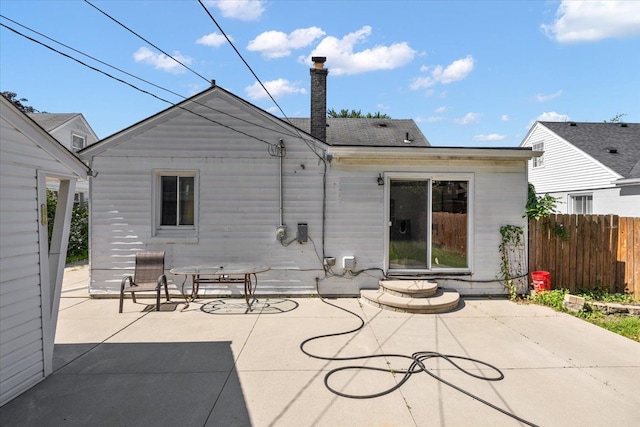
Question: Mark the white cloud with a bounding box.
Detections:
[455,112,481,125]
[377,103,390,110]
[196,32,230,48]
[304,26,416,75]
[248,27,325,59]
[415,115,444,123]
[535,90,563,102]
[473,133,506,141]
[133,47,192,73]
[205,0,265,21]
[527,111,571,129]
[245,78,307,100]
[435,106,448,113]
[501,114,510,122]
[542,1,640,43]
[538,111,570,122]
[410,55,474,89]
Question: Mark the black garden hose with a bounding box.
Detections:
[300,298,539,427]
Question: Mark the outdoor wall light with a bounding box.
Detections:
[377,173,384,185]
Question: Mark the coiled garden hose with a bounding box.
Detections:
[300,298,539,427]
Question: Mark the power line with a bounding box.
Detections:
[1,13,309,141]
[0,21,278,146]
[197,0,326,160]
[83,0,210,83]
[197,0,291,126]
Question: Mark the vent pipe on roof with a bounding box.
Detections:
[619,123,628,127]
[310,57,328,142]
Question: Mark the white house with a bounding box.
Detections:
[0,96,90,406]
[27,112,99,204]
[520,121,640,216]
[79,58,537,300]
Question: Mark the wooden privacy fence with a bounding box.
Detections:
[528,214,639,298]
[432,212,467,254]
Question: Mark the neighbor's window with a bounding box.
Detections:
[571,194,592,214]
[71,134,86,151]
[532,142,544,168]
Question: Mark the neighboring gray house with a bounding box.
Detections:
[79,58,536,299]
[521,121,640,216]
[0,96,90,406]
[27,113,98,203]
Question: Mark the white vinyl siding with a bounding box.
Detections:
[1,101,84,406]
[522,123,640,215]
[82,89,531,298]
[524,124,621,194]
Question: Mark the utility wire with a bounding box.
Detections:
[0,22,279,146]
[198,0,289,124]
[197,0,327,159]
[84,0,210,83]
[197,0,329,260]
[1,14,310,141]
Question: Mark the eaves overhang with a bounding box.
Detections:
[613,177,640,187]
[327,146,540,164]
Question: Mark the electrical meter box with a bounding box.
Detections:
[342,256,356,271]
[297,223,308,243]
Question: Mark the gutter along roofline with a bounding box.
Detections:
[327,145,540,163]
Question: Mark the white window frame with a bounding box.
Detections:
[71,133,86,151]
[532,142,544,168]
[384,172,474,274]
[152,170,199,241]
[570,193,592,214]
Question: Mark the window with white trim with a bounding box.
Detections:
[154,171,198,238]
[71,134,86,151]
[532,142,544,168]
[571,194,592,214]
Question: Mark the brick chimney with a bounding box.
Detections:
[310,56,328,142]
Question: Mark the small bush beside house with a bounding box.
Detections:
[47,189,88,263]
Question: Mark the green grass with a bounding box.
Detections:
[389,241,467,268]
[585,312,640,342]
[528,289,640,343]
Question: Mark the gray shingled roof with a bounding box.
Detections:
[27,113,79,131]
[540,121,640,179]
[287,118,430,147]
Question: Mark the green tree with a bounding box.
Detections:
[46,190,89,263]
[604,113,627,123]
[525,183,559,221]
[327,108,391,119]
[1,91,41,113]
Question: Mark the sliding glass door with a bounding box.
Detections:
[388,177,469,271]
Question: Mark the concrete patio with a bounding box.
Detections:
[1,265,639,426]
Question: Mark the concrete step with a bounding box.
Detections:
[360,289,460,314]
[379,279,438,298]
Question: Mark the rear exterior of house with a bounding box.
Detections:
[521,121,640,216]
[1,97,89,406]
[80,62,535,298]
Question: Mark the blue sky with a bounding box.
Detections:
[1,0,639,146]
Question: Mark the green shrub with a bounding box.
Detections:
[46,189,88,263]
[527,289,569,310]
